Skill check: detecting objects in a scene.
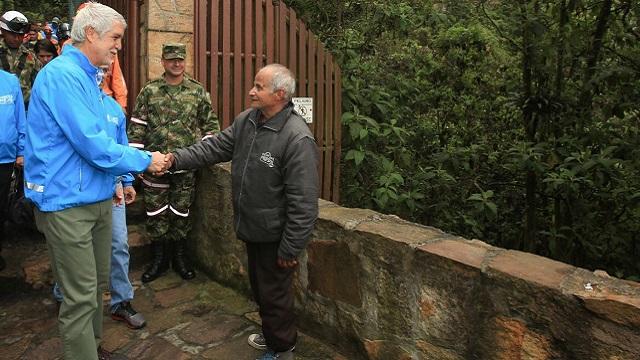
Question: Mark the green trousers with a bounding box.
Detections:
[142,171,196,241]
[35,200,112,360]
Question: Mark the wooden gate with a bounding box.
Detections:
[96,0,141,111]
[194,0,342,203]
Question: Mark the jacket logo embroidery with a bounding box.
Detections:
[260,152,275,168]
[0,94,14,105]
[107,114,119,125]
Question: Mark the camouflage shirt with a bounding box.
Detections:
[129,74,219,153]
[0,38,40,107]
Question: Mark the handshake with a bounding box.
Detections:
[146,152,176,175]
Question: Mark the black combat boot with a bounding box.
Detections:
[172,239,195,280]
[141,240,169,283]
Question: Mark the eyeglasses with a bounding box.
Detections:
[1,17,30,34]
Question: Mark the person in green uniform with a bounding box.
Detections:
[0,10,40,108]
[129,43,219,283]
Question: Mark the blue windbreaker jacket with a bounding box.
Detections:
[104,94,134,187]
[24,45,151,211]
[0,70,26,164]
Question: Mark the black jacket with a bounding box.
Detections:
[173,103,319,259]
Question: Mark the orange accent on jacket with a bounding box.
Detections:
[101,56,128,111]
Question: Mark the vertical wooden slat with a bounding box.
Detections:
[192,0,342,200]
[333,66,342,203]
[315,40,325,196]
[222,0,232,128]
[194,0,207,83]
[288,10,297,76]
[297,21,307,97]
[243,0,253,109]
[307,35,316,135]
[233,0,242,117]
[255,0,264,69]
[278,3,287,65]
[210,0,220,116]
[323,53,333,199]
[127,0,139,111]
[265,0,274,64]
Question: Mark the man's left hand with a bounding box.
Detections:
[113,185,124,205]
[124,185,136,204]
[277,257,298,269]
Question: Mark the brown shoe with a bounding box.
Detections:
[97,346,128,360]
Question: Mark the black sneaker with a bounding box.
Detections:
[248,333,267,350]
[111,301,146,329]
[249,333,296,352]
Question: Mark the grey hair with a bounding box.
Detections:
[71,2,126,44]
[263,64,295,101]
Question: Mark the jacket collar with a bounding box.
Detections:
[61,44,100,81]
[253,102,294,132]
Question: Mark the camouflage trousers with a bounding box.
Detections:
[142,171,196,242]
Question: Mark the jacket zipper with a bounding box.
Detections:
[235,119,258,233]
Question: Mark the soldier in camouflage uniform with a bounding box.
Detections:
[0,11,40,108]
[129,43,219,283]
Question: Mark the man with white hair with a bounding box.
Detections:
[24,3,165,359]
[163,64,320,360]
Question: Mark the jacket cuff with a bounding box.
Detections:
[277,243,298,260]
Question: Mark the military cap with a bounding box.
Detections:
[162,43,186,60]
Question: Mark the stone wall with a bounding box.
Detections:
[139,0,196,83]
[190,164,640,359]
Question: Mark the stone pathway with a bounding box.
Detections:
[0,229,347,360]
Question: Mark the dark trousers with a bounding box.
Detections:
[246,242,297,352]
[0,162,14,243]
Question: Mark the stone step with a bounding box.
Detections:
[4,221,152,290]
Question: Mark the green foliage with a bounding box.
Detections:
[286,0,640,280]
[1,0,69,23]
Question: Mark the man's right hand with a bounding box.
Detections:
[164,153,175,171]
[147,151,166,174]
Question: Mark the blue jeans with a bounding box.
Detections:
[53,201,134,311]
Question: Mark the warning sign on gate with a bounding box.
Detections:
[292,97,313,124]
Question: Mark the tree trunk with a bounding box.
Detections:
[551,0,569,258]
[577,0,613,132]
[520,0,538,252]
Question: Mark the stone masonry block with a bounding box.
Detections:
[356,216,446,246]
[318,205,381,230]
[487,250,575,290]
[416,340,465,360]
[487,316,554,360]
[363,339,413,360]
[563,268,640,328]
[307,239,362,307]
[147,0,193,33]
[577,294,640,328]
[418,238,492,271]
